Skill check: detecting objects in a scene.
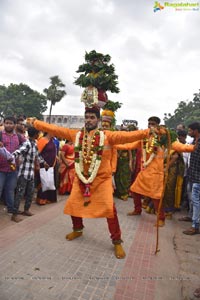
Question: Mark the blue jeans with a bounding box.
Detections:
[191,183,200,229]
[187,181,193,218]
[0,171,18,213]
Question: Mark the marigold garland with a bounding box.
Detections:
[142,130,159,169]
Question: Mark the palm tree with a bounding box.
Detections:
[43,76,66,123]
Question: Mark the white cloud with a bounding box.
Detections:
[0,0,200,128]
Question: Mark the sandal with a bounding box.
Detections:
[36,199,47,205]
[119,195,128,201]
[22,211,34,216]
[183,228,199,235]
[178,216,192,222]
[127,211,141,216]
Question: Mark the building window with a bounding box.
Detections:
[71,117,77,123]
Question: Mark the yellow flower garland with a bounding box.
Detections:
[142,131,159,169]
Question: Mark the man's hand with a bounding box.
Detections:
[159,126,168,135]
[44,162,49,170]
[26,117,36,126]
[150,125,167,136]
[194,139,199,151]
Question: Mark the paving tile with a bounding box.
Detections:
[0,196,181,300]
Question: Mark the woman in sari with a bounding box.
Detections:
[163,150,185,218]
[59,141,75,195]
[114,125,136,201]
[36,132,57,205]
[114,149,133,200]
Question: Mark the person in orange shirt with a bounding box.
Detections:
[27,107,150,259]
[116,117,161,217]
[101,107,117,189]
[115,116,195,227]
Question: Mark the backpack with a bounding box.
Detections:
[0,131,24,146]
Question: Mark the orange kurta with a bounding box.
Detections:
[116,140,194,200]
[33,119,149,218]
[111,148,118,173]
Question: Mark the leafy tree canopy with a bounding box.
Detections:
[0,83,47,119]
[164,90,200,129]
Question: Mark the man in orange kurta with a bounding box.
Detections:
[116,117,194,227]
[29,110,149,259]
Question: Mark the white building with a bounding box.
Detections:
[43,115,85,129]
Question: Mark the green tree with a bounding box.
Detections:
[0,85,9,119]
[43,75,66,123]
[0,83,47,119]
[164,90,200,129]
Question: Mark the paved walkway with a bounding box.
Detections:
[0,196,199,300]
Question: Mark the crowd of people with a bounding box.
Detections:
[0,115,75,222]
[1,48,199,296]
[0,111,199,262]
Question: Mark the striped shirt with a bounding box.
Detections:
[188,138,200,183]
[13,139,44,180]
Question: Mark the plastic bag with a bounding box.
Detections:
[39,167,56,192]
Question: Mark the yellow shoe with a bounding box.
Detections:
[120,195,128,201]
[114,244,126,259]
[65,231,83,240]
[154,220,165,227]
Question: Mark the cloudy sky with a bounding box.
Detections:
[0,0,200,128]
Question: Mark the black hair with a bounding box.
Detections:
[177,130,187,137]
[188,122,200,132]
[16,117,25,123]
[85,108,100,119]
[4,116,16,124]
[28,127,40,137]
[148,116,161,124]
